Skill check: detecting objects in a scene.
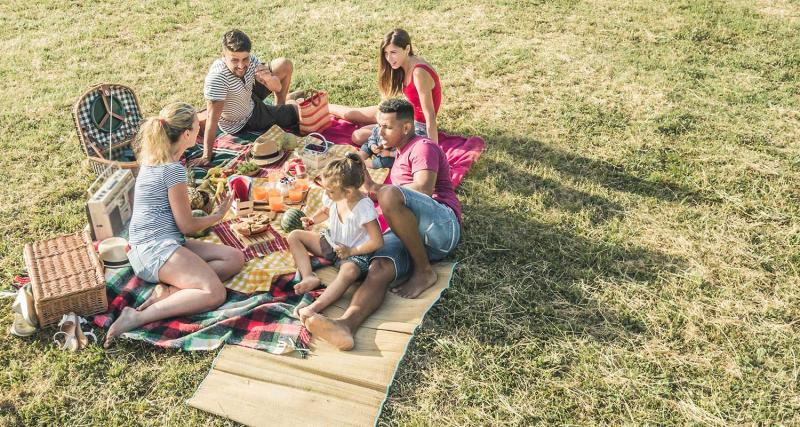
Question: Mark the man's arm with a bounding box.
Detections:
[406,169,437,196]
[254,64,282,93]
[362,166,437,198]
[202,100,224,165]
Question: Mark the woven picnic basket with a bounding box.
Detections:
[72,83,144,175]
[23,229,107,327]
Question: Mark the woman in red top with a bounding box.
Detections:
[330,29,442,155]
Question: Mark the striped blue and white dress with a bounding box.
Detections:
[203,54,262,134]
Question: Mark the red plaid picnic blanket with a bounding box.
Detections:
[212,220,288,261]
[92,267,320,354]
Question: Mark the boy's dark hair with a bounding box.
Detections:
[378,98,414,123]
[223,29,252,52]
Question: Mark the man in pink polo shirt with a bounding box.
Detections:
[306,99,461,350]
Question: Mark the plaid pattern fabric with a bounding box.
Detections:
[75,86,143,158]
[183,131,288,181]
[212,220,288,261]
[91,267,321,354]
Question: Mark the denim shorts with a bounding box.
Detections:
[372,186,461,282]
[318,232,371,278]
[360,121,427,169]
[127,237,186,283]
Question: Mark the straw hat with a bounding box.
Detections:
[251,138,284,166]
[98,237,130,269]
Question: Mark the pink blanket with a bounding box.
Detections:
[319,117,485,230]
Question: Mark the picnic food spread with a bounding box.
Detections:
[232,213,272,236]
[236,161,260,176]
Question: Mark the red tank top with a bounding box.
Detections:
[403,63,441,123]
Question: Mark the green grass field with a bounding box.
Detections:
[2,0,799,424]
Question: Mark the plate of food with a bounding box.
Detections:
[236,161,261,177]
[231,212,272,236]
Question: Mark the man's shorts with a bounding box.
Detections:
[243,80,298,133]
[318,232,371,279]
[371,187,461,283]
[128,237,186,283]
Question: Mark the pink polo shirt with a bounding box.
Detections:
[390,135,462,223]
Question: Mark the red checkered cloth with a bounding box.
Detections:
[212,221,288,261]
[92,267,322,354]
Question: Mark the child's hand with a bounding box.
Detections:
[300,217,315,230]
[370,143,382,155]
[334,245,351,259]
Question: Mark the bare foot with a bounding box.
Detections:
[305,314,354,351]
[103,306,141,349]
[137,283,177,311]
[294,275,322,294]
[394,268,438,299]
[297,305,318,324]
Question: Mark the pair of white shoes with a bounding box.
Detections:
[53,312,97,352]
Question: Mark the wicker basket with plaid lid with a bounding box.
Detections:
[72,83,144,175]
[23,230,107,327]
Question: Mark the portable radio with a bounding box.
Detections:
[86,168,135,241]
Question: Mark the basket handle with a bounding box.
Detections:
[304,132,330,149]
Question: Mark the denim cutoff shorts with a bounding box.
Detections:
[371,186,460,283]
[127,237,186,283]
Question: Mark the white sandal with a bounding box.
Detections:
[53,312,80,351]
[76,317,97,349]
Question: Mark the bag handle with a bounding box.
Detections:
[301,91,325,107]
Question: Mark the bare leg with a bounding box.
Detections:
[136,283,176,312]
[105,246,229,347]
[352,125,376,145]
[378,186,438,298]
[184,239,245,282]
[137,240,243,311]
[328,104,378,125]
[298,262,360,323]
[305,258,395,350]
[269,57,293,105]
[287,229,325,293]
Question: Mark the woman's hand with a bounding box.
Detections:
[301,217,315,230]
[213,195,234,219]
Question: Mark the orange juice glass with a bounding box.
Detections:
[252,185,268,202]
[267,184,281,197]
[295,177,309,191]
[269,195,284,211]
[288,187,303,203]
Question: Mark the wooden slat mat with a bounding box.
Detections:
[187,262,456,426]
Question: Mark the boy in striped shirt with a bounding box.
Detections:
[201,29,299,165]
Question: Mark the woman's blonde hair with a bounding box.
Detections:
[321,152,366,190]
[136,102,196,165]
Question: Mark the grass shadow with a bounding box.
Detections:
[477,155,624,224]
[487,132,709,204]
